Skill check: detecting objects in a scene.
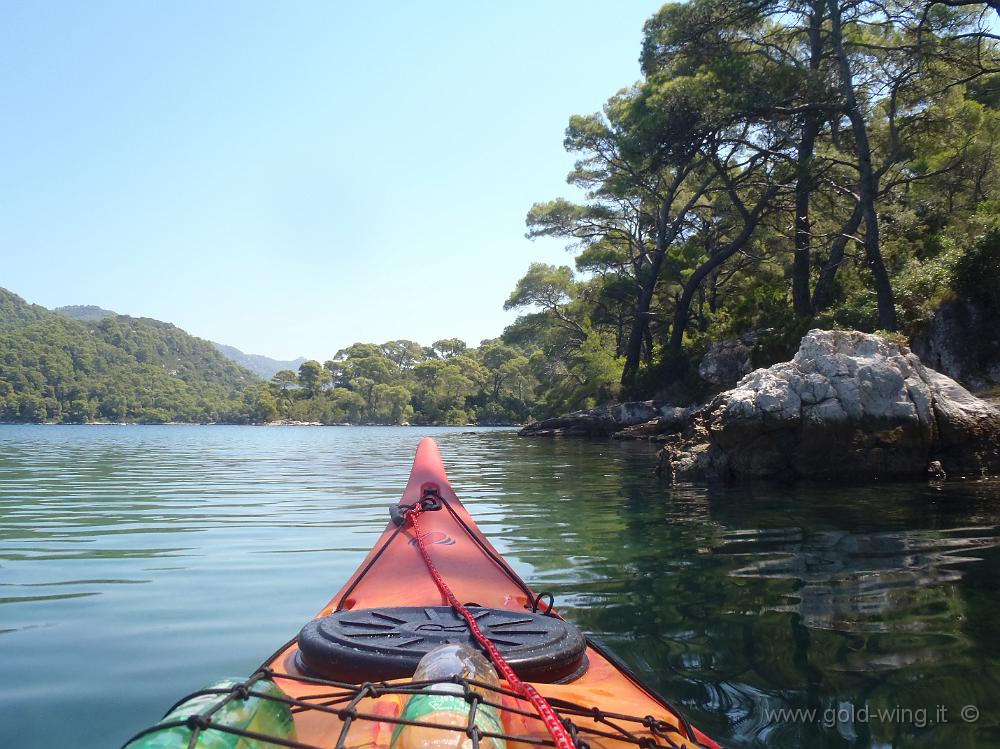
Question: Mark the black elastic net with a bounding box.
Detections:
[122,489,709,749]
[121,668,709,749]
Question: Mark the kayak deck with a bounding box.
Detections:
[256,438,718,749]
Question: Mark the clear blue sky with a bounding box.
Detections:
[1,2,658,360]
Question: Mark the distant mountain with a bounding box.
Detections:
[0,287,261,423]
[53,304,300,379]
[212,343,307,381]
[54,304,116,322]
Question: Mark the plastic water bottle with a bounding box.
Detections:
[126,678,297,749]
[391,644,507,749]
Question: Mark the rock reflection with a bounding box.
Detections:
[721,525,1000,636]
[478,454,1000,748]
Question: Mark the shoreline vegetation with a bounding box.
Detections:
[0,290,537,427]
[0,421,517,427]
[3,4,1000,443]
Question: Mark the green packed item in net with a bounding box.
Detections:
[126,678,297,749]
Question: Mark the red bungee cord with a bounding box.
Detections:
[404,502,577,749]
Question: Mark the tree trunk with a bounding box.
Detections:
[792,1,826,317]
[668,190,776,360]
[621,230,667,393]
[827,0,898,330]
[620,165,714,394]
[792,117,820,316]
[811,201,863,313]
[621,170,709,393]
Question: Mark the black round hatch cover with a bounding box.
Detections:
[296,606,587,684]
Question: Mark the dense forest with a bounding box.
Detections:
[0,289,542,425]
[0,289,258,423]
[502,0,1000,408]
[3,1,999,425]
[249,339,536,425]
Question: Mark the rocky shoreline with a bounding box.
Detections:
[517,401,692,439]
[520,330,1000,483]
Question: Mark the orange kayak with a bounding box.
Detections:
[128,437,719,749]
[255,437,719,749]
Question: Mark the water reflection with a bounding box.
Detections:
[722,525,1000,634]
[3,427,1000,749]
[446,436,1000,748]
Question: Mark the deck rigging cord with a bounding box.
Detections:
[332,484,702,748]
[402,488,579,749]
[119,436,713,749]
[120,668,696,749]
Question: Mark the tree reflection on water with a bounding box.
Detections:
[464,436,1000,748]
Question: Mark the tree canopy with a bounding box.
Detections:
[507,0,1000,402]
[0,288,543,425]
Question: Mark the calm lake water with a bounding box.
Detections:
[3,425,1000,749]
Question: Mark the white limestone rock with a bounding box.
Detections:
[659,330,1000,482]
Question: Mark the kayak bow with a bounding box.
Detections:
[263,437,719,749]
[127,437,720,749]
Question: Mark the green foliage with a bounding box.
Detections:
[431,338,467,359]
[953,230,1000,311]
[271,370,297,392]
[892,240,962,327]
[328,389,367,423]
[0,288,256,423]
[297,360,331,397]
[0,289,50,332]
[504,0,1000,411]
[244,384,279,423]
[503,264,577,312]
[268,338,536,425]
[53,305,116,322]
[0,289,542,427]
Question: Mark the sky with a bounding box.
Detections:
[1,2,658,360]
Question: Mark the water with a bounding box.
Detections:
[2,425,1000,749]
